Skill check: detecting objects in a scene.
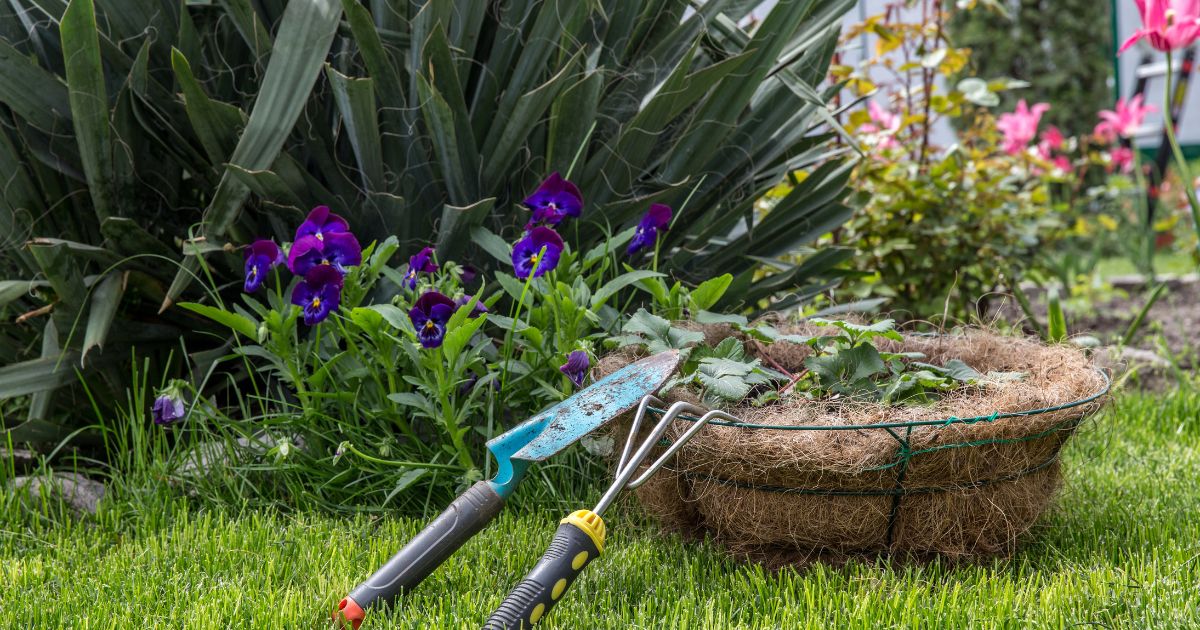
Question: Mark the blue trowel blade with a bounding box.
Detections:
[486,350,681,464]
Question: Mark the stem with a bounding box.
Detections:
[1130,150,1156,279]
[435,358,476,470]
[1162,50,1200,260]
[339,442,463,471]
[499,247,542,395]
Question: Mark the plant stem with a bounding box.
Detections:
[435,358,476,470]
[339,441,463,471]
[1162,50,1200,261]
[1130,150,1157,280]
[499,248,541,395]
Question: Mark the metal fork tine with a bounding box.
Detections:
[627,408,741,490]
[614,395,664,476]
[597,397,744,515]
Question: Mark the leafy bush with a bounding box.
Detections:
[168,198,745,508]
[0,0,858,444]
[829,1,1117,320]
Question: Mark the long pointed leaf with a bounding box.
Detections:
[164,0,343,308]
[61,0,115,222]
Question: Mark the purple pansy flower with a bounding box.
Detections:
[559,350,590,388]
[409,291,456,349]
[287,232,363,276]
[511,226,564,279]
[152,392,186,425]
[523,172,583,226]
[291,265,344,326]
[404,246,439,290]
[460,264,478,285]
[627,203,673,255]
[243,239,283,293]
[295,205,350,243]
[456,294,488,318]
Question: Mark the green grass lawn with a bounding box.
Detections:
[1094,251,1196,279]
[3,392,1199,628]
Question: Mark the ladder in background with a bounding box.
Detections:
[1129,46,1196,225]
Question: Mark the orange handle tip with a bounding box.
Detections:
[334,597,365,630]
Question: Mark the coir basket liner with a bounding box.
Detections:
[598,325,1109,566]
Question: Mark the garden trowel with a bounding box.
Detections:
[335,350,681,629]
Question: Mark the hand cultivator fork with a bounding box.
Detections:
[335,352,684,629]
[482,397,739,629]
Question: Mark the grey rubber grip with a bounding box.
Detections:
[347,481,504,611]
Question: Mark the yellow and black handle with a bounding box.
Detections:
[483,510,606,629]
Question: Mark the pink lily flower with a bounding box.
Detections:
[1120,0,1200,53]
[1109,146,1136,173]
[1094,95,1157,142]
[996,100,1050,155]
[860,100,901,149]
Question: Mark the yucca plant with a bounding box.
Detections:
[0,0,856,444]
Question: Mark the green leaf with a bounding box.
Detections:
[365,304,414,334]
[326,65,384,191]
[171,48,244,165]
[438,198,495,257]
[808,318,903,342]
[621,309,704,353]
[694,310,748,326]
[689,273,733,310]
[442,314,486,361]
[177,302,258,339]
[1046,288,1067,343]
[940,359,983,383]
[0,280,43,308]
[471,226,512,263]
[0,354,79,399]
[0,39,72,132]
[805,343,886,387]
[81,271,126,365]
[591,270,664,309]
[61,0,116,222]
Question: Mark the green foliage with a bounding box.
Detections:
[170,216,752,505]
[0,0,858,443]
[840,144,1066,319]
[833,1,1094,320]
[794,319,1017,405]
[949,0,1113,137]
[610,311,784,405]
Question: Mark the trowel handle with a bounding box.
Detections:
[483,510,606,630]
[335,481,505,629]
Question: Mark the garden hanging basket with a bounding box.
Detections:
[599,325,1110,567]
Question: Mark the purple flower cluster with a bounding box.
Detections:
[510,174,585,280]
[242,205,362,326]
[287,207,362,325]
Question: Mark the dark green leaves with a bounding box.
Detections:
[61,0,115,222]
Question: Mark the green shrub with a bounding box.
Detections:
[0,0,858,444]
